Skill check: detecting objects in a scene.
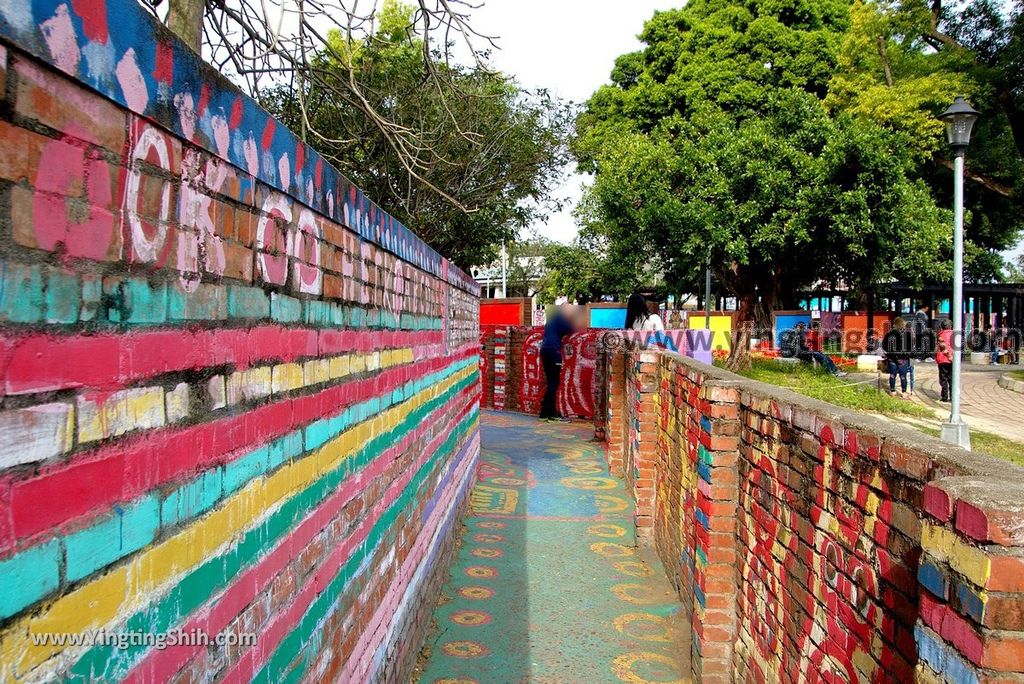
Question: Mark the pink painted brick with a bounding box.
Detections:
[923,482,955,523]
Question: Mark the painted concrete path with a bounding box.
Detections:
[414,411,690,684]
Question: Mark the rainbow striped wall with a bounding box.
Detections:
[0,0,481,679]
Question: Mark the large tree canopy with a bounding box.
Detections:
[575,0,964,366]
[264,1,571,268]
[827,0,1024,280]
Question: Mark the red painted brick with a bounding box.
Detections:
[923,482,954,522]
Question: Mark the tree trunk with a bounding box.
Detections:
[724,290,758,372]
[997,88,1024,163]
[167,0,205,52]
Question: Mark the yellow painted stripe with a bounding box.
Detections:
[0,363,474,680]
[228,347,415,407]
[921,522,992,588]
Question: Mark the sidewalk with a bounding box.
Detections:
[910,363,1024,443]
[413,411,690,684]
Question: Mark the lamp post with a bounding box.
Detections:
[938,96,980,450]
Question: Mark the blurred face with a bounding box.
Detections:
[563,305,585,329]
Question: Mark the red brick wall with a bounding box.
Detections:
[609,349,1024,684]
[477,325,606,422]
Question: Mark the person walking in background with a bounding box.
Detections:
[539,304,580,422]
[1003,326,1020,364]
[935,318,954,402]
[883,317,914,397]
[625,293,665,331]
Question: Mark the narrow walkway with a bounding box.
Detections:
[413,411,689,684]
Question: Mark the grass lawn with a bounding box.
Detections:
[728,359,934,418]
[917,426,1024,468]
[724,359,1023,467]
[1006,370,1024,382]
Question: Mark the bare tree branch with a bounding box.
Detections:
[158,0,505,212]
[935,156,1015,197]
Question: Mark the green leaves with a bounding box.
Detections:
[263,0,571,269]
[573,0,1023,315]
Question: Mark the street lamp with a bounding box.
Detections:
[938,96,980,451]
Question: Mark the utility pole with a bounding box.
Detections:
[705,249,712,329]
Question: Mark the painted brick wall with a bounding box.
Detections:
[0,0,480,681]
[609,349,1024,684]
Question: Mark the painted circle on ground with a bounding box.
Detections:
[457,586,495,600]
[449,609,493,627]
[561,476,618,490]
[472,533,505,543]
[489,477,526,486]
[588,524,627,538]
[595,495,629,513]
[613,561,654,578]
[612,652,686,684]
[470,548,504,559]
[440,641,490,658]
[590,542,635,558]
[613,613,673,642]
[464,565,499,579]
[612,583,660,605]
[476,521,506,529]
[567,462,604,474]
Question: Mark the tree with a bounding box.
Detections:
[153,0,549,240]
[575,0,950,369]
[262,1,571,268]
[827,0,1024,282]
[537,242,606,305]
[505,238,554,298]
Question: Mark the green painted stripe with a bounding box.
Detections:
[66,370,478,681]
[253,410,478,683]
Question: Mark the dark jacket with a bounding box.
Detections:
[883,328,914,361]
[540,312,573,357]
[912,311,934,356]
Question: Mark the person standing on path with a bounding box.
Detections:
[883,317,914,397]
[625,293,665,331]
[539,305,581,422]
[936,318,954,402]
[912,305,935,359]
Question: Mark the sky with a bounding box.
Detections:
[460,0,683,244]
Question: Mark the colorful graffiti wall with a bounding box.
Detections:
[608,349,1024,683]
[0,0,481,681]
